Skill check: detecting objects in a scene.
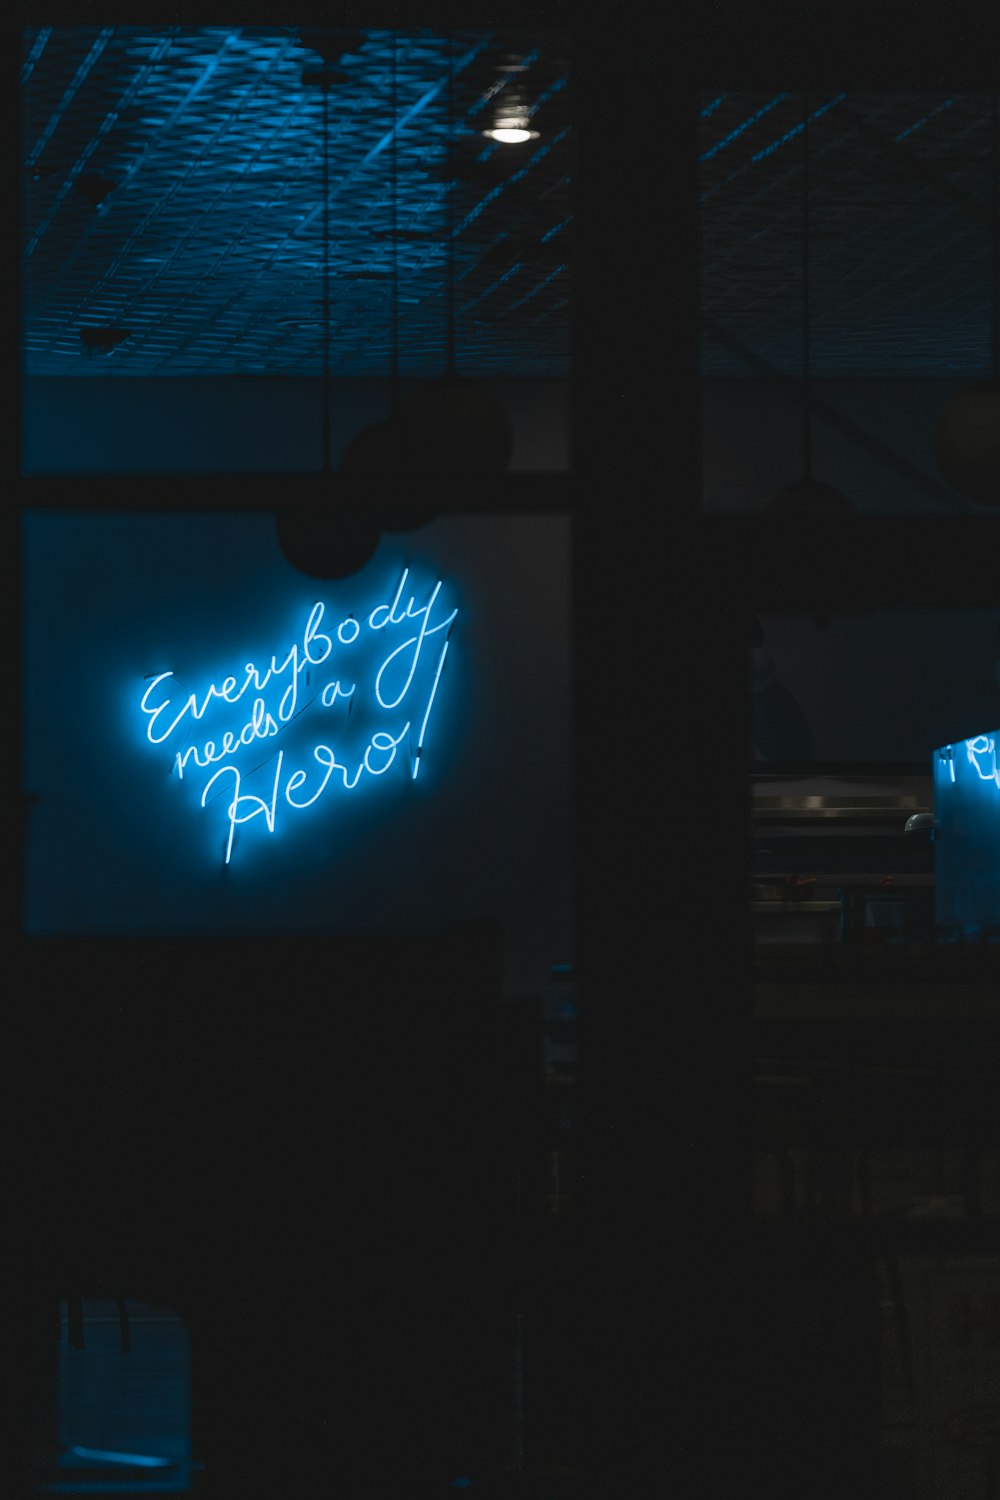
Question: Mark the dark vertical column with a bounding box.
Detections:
[21,1289,61,1486]
[746,1231,883,1499]
[571,15,722,1489]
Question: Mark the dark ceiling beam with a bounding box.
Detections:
[702,317,970,512]
[15,472,574,512]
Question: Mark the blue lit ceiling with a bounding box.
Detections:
[20,26,572,377]
[700,91,998,378]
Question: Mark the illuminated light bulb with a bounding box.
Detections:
[483,116,539,144]
[488,126,535,143]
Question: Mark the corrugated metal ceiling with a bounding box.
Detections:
[20,26,573,378]
[23,44,996,386]
[700,90,998,378]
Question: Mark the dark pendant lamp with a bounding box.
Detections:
[934,92,1000,506]
[768,96,854,513]
[277,42,381,578]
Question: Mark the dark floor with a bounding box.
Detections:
[34,1297,587,1499]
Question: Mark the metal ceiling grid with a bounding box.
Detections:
[699,91,997,378]
[20,26,573,378]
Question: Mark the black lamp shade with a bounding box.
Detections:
[339,418,438,531]
[275,509,381,579]
[340,418,407,477]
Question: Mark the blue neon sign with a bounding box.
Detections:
[965,733,1000,789]
[138,567,457,865]
[933,728,1000,940]
[936,734,1000,792]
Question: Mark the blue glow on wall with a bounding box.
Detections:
[22,512,573,994]
[933,729,1000,939]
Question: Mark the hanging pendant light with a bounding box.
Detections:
[768,95,854,513]
[278,49,381,578]
[397,31,513,480]
[934,93,1000,506]
[482,66,539,145]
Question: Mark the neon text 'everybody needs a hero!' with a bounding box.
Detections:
[139,568,457,864]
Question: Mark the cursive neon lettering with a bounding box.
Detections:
[303,602,333,666]
[375,581,457,710]
[202,752,284,866]
[966,734,1000,788]
[176,741,211,778]
[239,697,279,747]
[321,680,355,708]
[143,666,280,747]
[141,673,210,745]
[326,747,364,791]
[368,568,413,631]
[285,745,338,809]
[139,572,458,863]
[365,723,409,776]
[177,701,278,779]
[412,637,450,781]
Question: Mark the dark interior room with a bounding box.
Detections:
[13,9,1000,1500]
